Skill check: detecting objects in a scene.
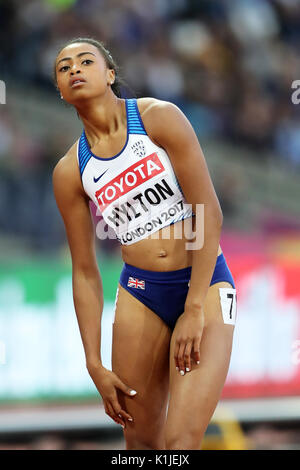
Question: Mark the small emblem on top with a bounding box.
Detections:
[131,140,146,158]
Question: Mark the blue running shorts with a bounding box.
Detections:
[118,253,235,330]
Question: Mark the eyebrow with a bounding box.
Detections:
[56,51,96,67]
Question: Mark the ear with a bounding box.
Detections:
[107,68,115,86]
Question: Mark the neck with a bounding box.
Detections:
[75,91,124,144]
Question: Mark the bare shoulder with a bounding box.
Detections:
[136,97,194,145]
[52,139,85,198]
[53,140,78,179]
[52,140,88,206]
[137,97,181,123]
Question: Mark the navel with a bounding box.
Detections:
[158,250,167,258]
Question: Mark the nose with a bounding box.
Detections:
[70,67,81,76]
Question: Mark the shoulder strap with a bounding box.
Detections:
[78,131,92,177]
[126,98,147,135]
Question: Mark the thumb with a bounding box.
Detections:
[116,377,137,397]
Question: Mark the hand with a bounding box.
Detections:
[87,363,137,429]
[174,307,205,375]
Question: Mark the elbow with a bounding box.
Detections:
[72,263,101,282]
[217,206,223,229]
[209,204,223,232]
[213,196,223,229]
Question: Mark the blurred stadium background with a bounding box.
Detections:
[1,0,300,450]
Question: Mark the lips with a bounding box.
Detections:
[70,77,86,88]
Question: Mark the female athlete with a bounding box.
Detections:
[52,37,237,450]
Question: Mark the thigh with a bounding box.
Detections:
[165,281,236,448]
[112,283,171,444]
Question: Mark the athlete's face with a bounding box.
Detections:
[55,43,115,104]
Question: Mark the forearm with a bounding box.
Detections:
[184,206,222,312]
[72,268,104,369]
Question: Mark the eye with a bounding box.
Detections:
[59,65,70,72]
[82,59,93,65]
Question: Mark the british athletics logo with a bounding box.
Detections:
[127,277,145,290]
[95,153,165,211]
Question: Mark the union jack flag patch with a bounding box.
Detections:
[127,276,145,290]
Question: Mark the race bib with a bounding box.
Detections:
[219,288,237,325]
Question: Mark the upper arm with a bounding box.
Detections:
[142,100,222,219]
[52,155,99,274]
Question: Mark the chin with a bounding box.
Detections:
[67,91,93,103]
[72,88,105,102]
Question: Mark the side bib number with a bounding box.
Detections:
[219,288,237,325]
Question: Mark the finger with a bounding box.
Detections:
[104,403,111,419]
[174,340,180,371]
[114,381,135,422]
[193,336,201,365]
[178,341,186,375]
[105,402,124,428]
[108,401,125,428]
[111,395,133,425]
[184,340,193,372]
[104,403,116,423]
[118,410,134,424]
[174,339,181,371]
[115,378,137,399]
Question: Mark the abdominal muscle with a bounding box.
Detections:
[121,219,222,272]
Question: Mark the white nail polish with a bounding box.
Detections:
[130,390,137,396]
[196,361,200,365]
[180,370,185,376]
[128,418,133,422]
[186,368,190,372]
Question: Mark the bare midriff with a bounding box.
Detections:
[121,219,222,272]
